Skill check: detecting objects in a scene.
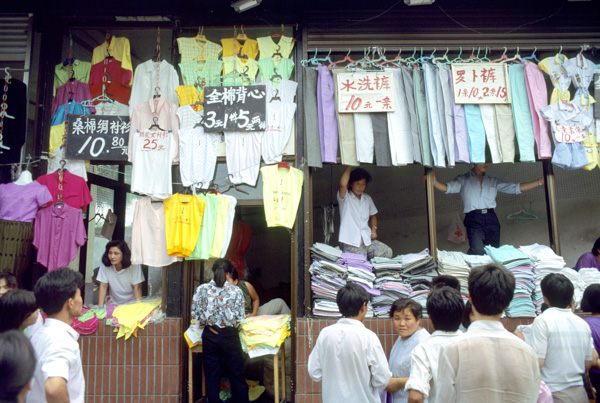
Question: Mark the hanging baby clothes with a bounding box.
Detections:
[508,63,536,162]
[209,193,231,258]
[260,79,298,164]
[130,129,177,200]
[524,61,552,159]
[218,194,237,258]
[260,165,304,229]
[131,196,181,267]
[0,181,53,276]
[317,64,338,163]
[413,68,434,167]
[258,58,295,81]
[331,69,358,166]
[257,36,295,60]
[0,77,27,184]
[179,59,224,89]
[538,54,571,104]
[187,193,219,260]
[163,193,205,257]
[437,63,455,167]
[37,170,92,210]
[54,59,91,96]
[423,62,446,167]
[387,68,414,166]
[52,79,95,117]
[400,66,422,164]
[89,58,132,106]
[129,60,179,115]
[33,204,87,271]
[177,37,223,63]
[176,105,219,188]
[225,131,262,186]
[91,36,133,86]
[222,56,259,85]
[303,67,323,168]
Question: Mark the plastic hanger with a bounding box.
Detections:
[502,47,522,63]
[63,57,76,66]
[148,116,165,131]
[449,47,463,64]
[506,202,547,223]
[463,47,481,63]
[420,48,437,64]
[327,49,353,69]
[380,48,402,67]
[193,114,204,128]
[309,48,331,66]
[522,47,540,63]
[345,48,384,71]
[270,66,282,83]
[432,48,450,64]
[277,161,290,169]
[195,26,207,43]
[491,47,508,63]
[235,25,247,41]
[479,47,491,63]
[271,24,285,39]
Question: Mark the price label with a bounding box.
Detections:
[552,123,587,143]
[66,114,129,160]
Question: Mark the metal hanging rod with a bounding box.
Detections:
[309,44,597,53]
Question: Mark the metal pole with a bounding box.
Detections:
[425,168,437,262]
[542,160,560,255]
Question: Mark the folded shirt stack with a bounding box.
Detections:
[519,243,566,313]
[437,250,472,294]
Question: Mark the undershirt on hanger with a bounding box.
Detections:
[187,193,219,260]
[177,38,223,63]
[179,59,224,89]
[163,193,205,257]
[225,131,262,186]
[221,37,259,59]
[175,86,204,112]
[258,57,295,81]
[260,165,304,229]
[260,79,298,164]
[257,36,295,60]
[222,56,259,85]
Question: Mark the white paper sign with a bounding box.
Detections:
[451,63,510,104]
[336,71,395,113]
[552,123,587,143]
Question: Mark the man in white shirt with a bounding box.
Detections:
[405,286,464,403]
[528,273,593,402]
[27,268,85,403]
[308,283,391,403]
[435,264,541,402]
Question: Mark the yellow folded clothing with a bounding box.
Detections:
[112,299,162,340]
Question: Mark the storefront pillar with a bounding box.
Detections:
[542,160,560,255]
[424,168,437,261]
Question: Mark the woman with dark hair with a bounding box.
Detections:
[338,166,392,259]
[191,258,249,403]
[580,284,600,399]
[0,271,19,298]
[574,237,600,271]
[0,290,39,334]
[386,298,430,402]
[0,330,37,403]
[97,240,144,305]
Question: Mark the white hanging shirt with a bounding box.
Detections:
[225,131,262,186]
[129,60,180,116]
[47,145,88,181]
[130,129,177,200]
[219,194,238,258]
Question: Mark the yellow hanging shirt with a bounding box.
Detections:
[220,38,259,60]
[209,194,231,258]
[91,36,133,86]
[163,194,205,257]
[260,165,304,229]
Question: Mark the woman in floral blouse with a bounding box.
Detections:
[191,258,249,403]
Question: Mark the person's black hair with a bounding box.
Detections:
[462,301,473,329]
[389,298,423,320]
[540,273,573,309]
[592,237,600,256]
[0,290,38,333]
[212,258,234,288]
[432,275,461,292]
[0,330,36,402]
[0,272,20,290]
[101,240,132,269]
[426,287,464,332]
[347,168,372,190]
[34,267,83,316]
[581,284,600,313]
[222,262,238,282]
[468,264,515,316]
[541,302,549,312]
[337,283,370,317]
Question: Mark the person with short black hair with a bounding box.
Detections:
[432,275,461,292]
[97,240,144,305]
[435,264,540,402]
[574,237,600,271]
[0,290,39,333]
[308,283,391,402]
[461,301,473,330]
[0,330,36,403]
[27,267,85,403]
[405,287,463,403]
[386,299,430,402]
[0,271,19,298]
[528,273,594,402]
[338,166,392,259]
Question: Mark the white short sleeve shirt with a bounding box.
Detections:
[97,263,145,305]
[337,190,378,248]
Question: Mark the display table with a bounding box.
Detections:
[188,343,286,403]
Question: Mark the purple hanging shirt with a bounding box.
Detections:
[0,181,53,222]
[52,78,96,117]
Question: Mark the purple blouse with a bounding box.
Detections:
[573,252,600,271]
[0,182,53,222]
[52,79,96,117]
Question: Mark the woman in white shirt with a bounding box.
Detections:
[97,240,144,305]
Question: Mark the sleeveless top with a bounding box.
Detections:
[238,280,252,314]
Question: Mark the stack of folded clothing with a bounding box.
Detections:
[371,255,409,317]
[340,252,379,297]
[485,245,536,318]
[401,249,437,312]
[310,259,347,318]
[310,242,343,262]
[239,314,291,358]
[402,249,436,276]
[519,243,566,313]
[437,250,472,295]
[561,267,586,307]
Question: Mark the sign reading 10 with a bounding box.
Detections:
[77,136,125,157]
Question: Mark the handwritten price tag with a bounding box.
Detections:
[552,124,587,143]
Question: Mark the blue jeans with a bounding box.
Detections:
[464,209,501,255]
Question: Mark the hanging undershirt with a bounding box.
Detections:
[175,86,204,112]
[130,129,177,200]
[260,165,304,229]
[163,194,205,257]
[219,195,238,258]
[221,37,259,59]
[538,54,571,104]
[257,36,295,60]
[258,57,295,81]
[225,131,262,186]
[177,37,223,63]
[91,36,133,86]
[260,79,298,164]
[222,56,259,85]
[209,193,231,258]
[187,194,219,260]
[179,59,224,89]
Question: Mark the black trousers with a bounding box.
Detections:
[464,209,501,255]
[201,326,249,403]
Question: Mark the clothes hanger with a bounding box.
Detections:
[193,114,205,128]
[195,26,207,43]
[270,88,281,102]
[507,202,546,223]
[381,48,402,67]
[369,47,388,65]
[449,47,463,64]
[522,47,540,63]
[479,47,491,63]
[271,24,285,40]
[148,116,165,131]
[277,161,291,169]
[63,57,76,66]
[502,47,521,63]
[222,183,249,195]
[432,48,450,64]
[491,47,508,63]
[270,66,282,83]
[328,49,353,69]
[420,48,437,64]
[310,48,331,66]
[346,48,383,71]
[235,25,247,42]
[272,44,283,60]
[463,47,481,63]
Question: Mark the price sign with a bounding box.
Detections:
[66,114,129,160]
[203,85,266,132]
[336,71,395,113]
[451,63,510,104]
[551,123,587,143]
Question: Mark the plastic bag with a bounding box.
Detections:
[448,212,466,244]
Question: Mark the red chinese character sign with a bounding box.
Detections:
[551,124,587,143]
[451,63,511,104]
[336,71,395,113]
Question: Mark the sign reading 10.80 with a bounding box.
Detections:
[66,114,130,161]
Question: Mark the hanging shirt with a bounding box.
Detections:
[175,85,204,112]
[96,264,145,305]
[48,123,66,156]
[130,129,177,200]
[389,328,430,403]
[52,79,95,117]
[260,78,298,164]
[0,181,53,222]
[47,145,88,181]
[129,96,180,163]
[177,37,223,63]
[541,100,593,130]
[258,57,295,81]
[33,204,87,271]
[163,193,205,257]
[257,36,295,60]
[187,194,219,260]
[225,131,262,186]
[91,36,133,86]
[261,165,304,229]
[89,58,132,106]
[221,37,259,60]
[179,59,224,89]
[337,190,377,248]
[131,196,181,267]
[51,101,92,126]
[445,170,521,213]
[129,60,179,116]
[37,170,93,210]
[191,279,245,328]
[53,59,91,96]
[222,56,259,85]
[219,195,238,258]
[209,193,231,258]
[94,100,129,116]
[539,54,571,104]
[565,54,596,94]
